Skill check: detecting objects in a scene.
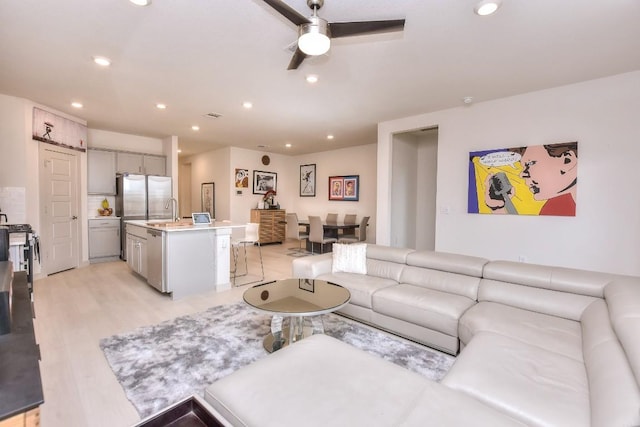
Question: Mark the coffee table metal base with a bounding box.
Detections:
[265,315,324,353]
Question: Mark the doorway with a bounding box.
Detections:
[39,144,80,275]
[390,127,438,250]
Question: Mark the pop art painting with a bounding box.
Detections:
[468,142,578,216]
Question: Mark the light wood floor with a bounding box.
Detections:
[33,241,300,427]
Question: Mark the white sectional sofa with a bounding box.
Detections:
[204,244,640,427]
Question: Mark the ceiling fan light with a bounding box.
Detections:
[298,17,330,56]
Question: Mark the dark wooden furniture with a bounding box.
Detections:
[0,264,43,427]
[250,209,286,244]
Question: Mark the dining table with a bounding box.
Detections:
[296,219,360,252]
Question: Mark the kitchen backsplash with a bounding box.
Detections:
[0,187,26,224]
[88,195,117,218]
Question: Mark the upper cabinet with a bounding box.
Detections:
[143,154,166,176]
[88,149,116,195]
[116,152,166,176]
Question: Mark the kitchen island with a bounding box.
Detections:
[125,220,245,300]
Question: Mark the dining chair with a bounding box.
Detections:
[338,216,369,244]
[231,222,264,286]
[309,216,337,254]
[341,214,357,237]
[285,213,309,252]
[325,213,338,225]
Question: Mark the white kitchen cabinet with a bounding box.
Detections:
[88,149,116,194]
[89,218,120,262]
[116,152,166,175]
[125,224,147,278]
[116,152,144,174]
[143,154,166,176]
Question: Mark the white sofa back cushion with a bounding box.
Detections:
[581,299,640,427]
[483,261,614,297]
[332,243,367,274]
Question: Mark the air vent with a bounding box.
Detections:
[204,112,223,119]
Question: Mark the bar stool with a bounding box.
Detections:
[231,223,264,286]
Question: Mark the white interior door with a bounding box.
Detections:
[40,145,79,274]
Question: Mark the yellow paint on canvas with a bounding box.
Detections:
[472,156,545,215]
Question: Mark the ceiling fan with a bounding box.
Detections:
[263,0,405,70]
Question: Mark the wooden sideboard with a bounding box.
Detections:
[250,209,285,244]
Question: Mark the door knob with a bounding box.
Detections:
[71,215,78,220]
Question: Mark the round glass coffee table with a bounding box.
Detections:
[243,278,350,352]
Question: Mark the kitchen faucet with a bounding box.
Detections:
[164,198,179,222]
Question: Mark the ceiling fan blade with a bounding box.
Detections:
[329,19,405,38]
[263,0,310,26]
[287,47,308,70]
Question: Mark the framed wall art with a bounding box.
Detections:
[468,142,578,216]
[235,168,249,188]
[253,170,277,195]
[300,164,316,197]
[329,175,359,201]
[201,182,215,218]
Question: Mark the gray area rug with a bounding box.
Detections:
[100,302,455,418]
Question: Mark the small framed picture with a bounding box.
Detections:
[299,278,315,293]
[329,175,359,201]
[253,170,277,195]
[300,164,316,197]
[201,182,215,218]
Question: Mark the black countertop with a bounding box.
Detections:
[0,267,44,420]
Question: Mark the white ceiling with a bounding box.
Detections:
[1,0,639,157]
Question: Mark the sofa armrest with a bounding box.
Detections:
[292,253,333,278]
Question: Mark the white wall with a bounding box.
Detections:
[0,94,88,274]
[184,143,378,242]
[391,133,418,248]
[416,131,438,250]
[293,144,377,242]
[379,71,640,275]
[87,128,165,154]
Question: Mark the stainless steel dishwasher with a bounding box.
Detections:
[146,228,166,293]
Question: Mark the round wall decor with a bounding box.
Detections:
[261,155,270,165]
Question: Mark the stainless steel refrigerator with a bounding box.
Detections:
[116,173,172,260]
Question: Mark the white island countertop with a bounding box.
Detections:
[126,219,246,232]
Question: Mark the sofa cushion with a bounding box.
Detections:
[604,279,640,385]
[405,250,488,278]
[204,334,526,427]
[442,332,590,427]
[581,298,640,427]
[317,272,397,309]
[332,243,367,274]
[483,260,615,298]
[400,265,482,300]
[458,301,583,362]
[372,284,475,337]
[478,278,596,321]
[365,244,414,264]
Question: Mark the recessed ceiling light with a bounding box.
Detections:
[129,0,152,6]
[92,56,111,67]
[327,134,334,140]
[177,149,182,153]
[463,96,474,104]
[474,0,501,16]
[192,125,200,131]
[285,143,292,148]
[306,74,319,84]
[71,102,83,109]
[242,101,253,109]
[156,103,167,109]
